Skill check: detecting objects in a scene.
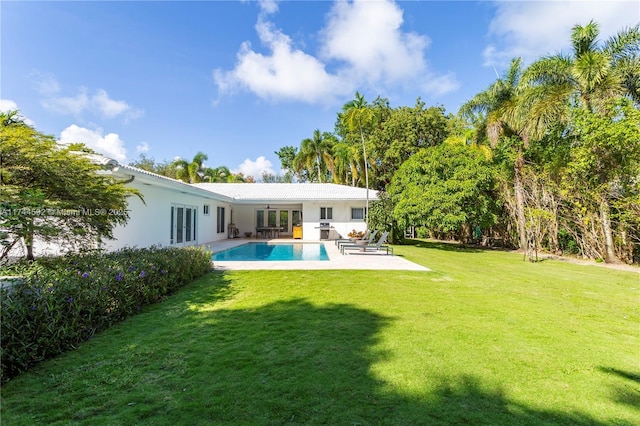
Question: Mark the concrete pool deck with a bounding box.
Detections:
[201,238,430,271]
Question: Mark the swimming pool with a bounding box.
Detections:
[212,242,329,261]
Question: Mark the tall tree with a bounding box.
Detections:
[172,152,208,183]
[0,111,140,261]
[389,143,496,243]
[460,58,529,251]
[294,130,335,183]
[520,20,640,262]
[340,92,375,218]
[274,146,299,182]
[370,99,449,189]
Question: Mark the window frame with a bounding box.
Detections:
[320,207,333,220]
[351,207,365,221]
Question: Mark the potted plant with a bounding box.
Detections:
[348,229,366,241]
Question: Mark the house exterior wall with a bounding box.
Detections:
[301,201,367,241]
[105,179,231,251]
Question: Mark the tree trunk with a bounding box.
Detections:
[25,233,35,261]
[360,129,369,226]
[513,151,528,251]
[599,197,619,263]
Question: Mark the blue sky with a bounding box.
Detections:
[2,0,638,179]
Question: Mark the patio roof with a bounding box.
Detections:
[193,183,378,202]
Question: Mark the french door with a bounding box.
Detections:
[171,204,197,246]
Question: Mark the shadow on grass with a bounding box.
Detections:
[1,271,616,425]
[401,238,484,254]
[154,273,609,425]
[597,367,640,409]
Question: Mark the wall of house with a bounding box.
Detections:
[105,180,231,251]
[301,201,368,241]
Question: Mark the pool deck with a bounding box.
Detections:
[201,238,430,271]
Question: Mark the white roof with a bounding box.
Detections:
[85,153,375,203]
[194,183,377,202]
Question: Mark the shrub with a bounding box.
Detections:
[0,246,212,383]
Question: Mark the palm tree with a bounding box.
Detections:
[340,92,375,220]
[520,20,640,262]
[332,142,360,185]
[460,58,530,251]
[520,20,640,137]
[172,152,208,183]
[203,166,231,183]
[294,130,335,183]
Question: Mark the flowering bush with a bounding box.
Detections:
[347,229,366,239]
[0,246,211,383]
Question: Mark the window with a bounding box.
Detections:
[292,210,302,226]
[203,204,210,216]
[351,207,365,220]
[256,210,264,227]
[320,207,333,220]
[217,206,225,233]
[268,210,277,227]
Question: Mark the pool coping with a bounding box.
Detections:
[200,238,430,271]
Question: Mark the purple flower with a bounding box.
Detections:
[82,272,89,278]
[116,273,123,282]
[32,306,37,311]
[161,270,167,275]
[128,266,136,272]
[67,297,74,303]
[140,271,146,278]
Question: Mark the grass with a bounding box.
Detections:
[1,240,638,425]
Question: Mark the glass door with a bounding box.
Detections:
[279,210,289,233]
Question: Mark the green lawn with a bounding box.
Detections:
[1,241,638,425]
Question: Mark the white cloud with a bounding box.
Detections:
[484,1,640,67]
[38,77,143,122]
[0,99,19,113]
[214,0,458,104]
[42,87,90,117]
[234,156,275,180]
[136,142,150,154]
[33,72,61,96]
[320,0,428,83]
[0,99,35,126]
[59,125,127,163]
[214,18,348,104]
[257,0,279,15]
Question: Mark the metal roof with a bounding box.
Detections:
[194,183,377,202]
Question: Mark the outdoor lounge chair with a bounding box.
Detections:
[340,231,393,255]
[335,230,370,246]
[337,230,378,250]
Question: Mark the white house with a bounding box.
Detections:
[100,162,376,251]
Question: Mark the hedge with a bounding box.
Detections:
[0,246,212,383]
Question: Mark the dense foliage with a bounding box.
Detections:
[0,112,140,261]
[129,152,252,183]
[275,20,639,263]
[0,246,212,383]
[389,143,496,242]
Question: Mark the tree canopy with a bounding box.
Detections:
[1,111,141,261]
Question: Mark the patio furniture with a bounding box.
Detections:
[336,230,377,250]
[341,231,393,255]
[256,227,284,239]
[335,230,372,246]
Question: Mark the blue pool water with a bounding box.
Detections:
[212,242,329,261]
